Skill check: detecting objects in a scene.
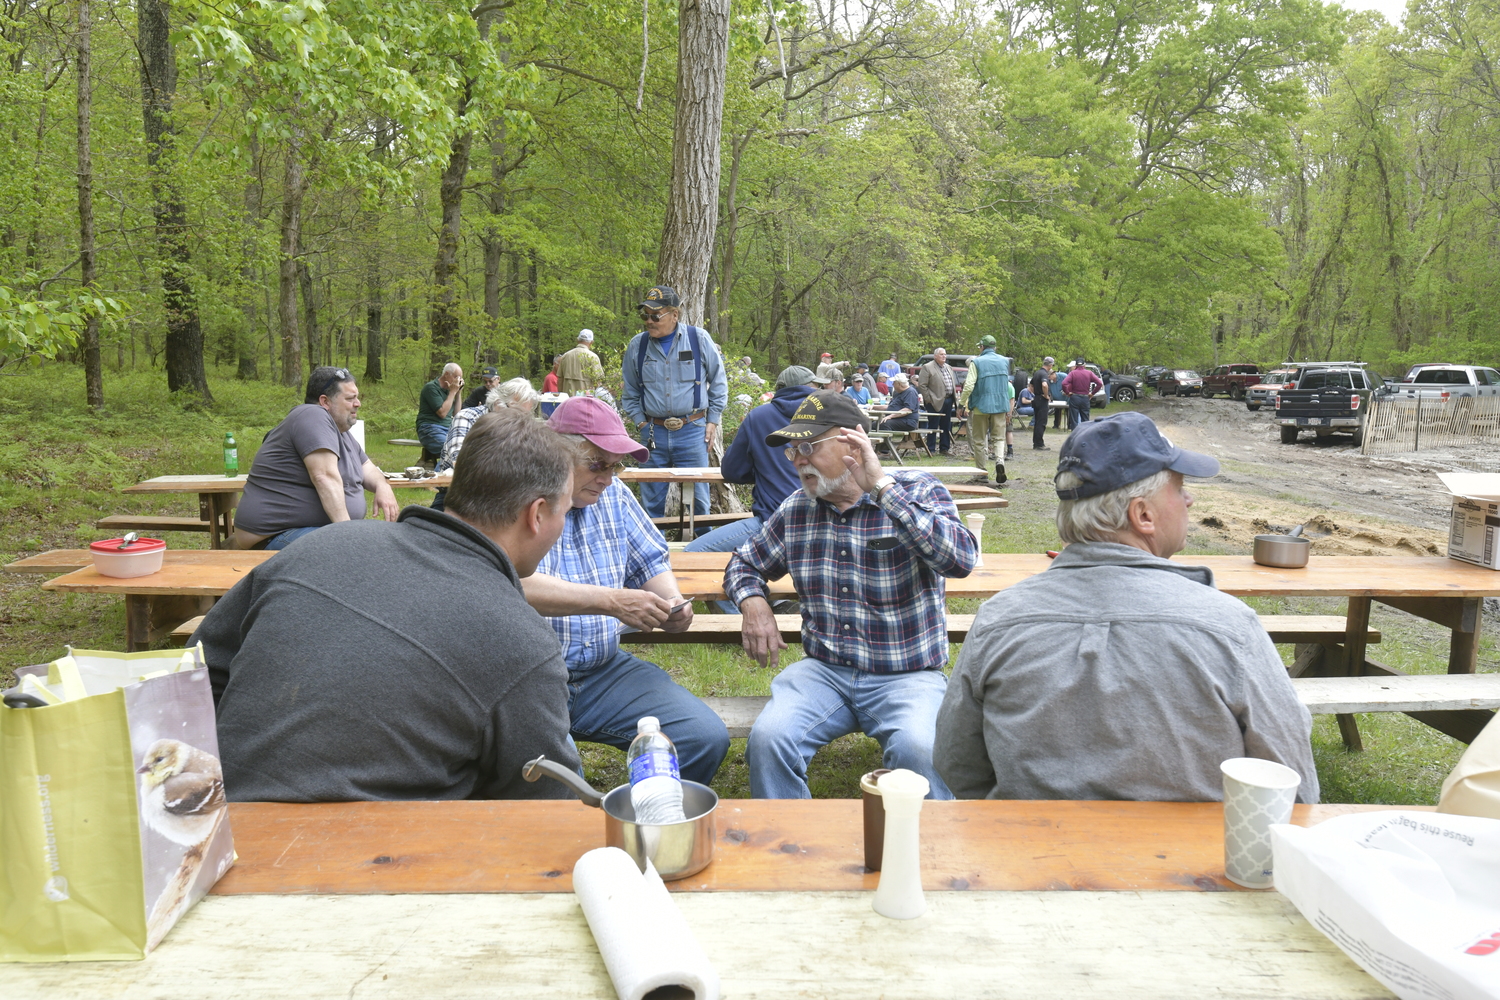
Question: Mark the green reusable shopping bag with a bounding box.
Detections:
[0,646,233,962]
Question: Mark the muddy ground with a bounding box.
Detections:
[1117,395,1472,558]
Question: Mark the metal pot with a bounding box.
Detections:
[522,755,718,881]
[1253,533,1311,568]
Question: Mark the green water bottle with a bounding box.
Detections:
[223,432,238,478]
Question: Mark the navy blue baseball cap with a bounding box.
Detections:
[640,285,681,309]
[1055,412,1218,500]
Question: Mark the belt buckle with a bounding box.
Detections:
[663,417,685,431]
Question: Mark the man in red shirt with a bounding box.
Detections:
[1060,360,1103,429]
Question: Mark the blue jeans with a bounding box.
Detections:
[263,525,322,550]
[638,418,710,518]
[416,423,449,455]
[683,515,764,614]
[1067,393,1091,429]
[567,648,729,786]
[746,658,953,800]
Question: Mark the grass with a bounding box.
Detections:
[1,368,1490,805]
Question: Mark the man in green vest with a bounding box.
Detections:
[958,335,1013,485]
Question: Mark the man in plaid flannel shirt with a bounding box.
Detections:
[723,390,977,798]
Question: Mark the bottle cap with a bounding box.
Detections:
[637,716,660,734]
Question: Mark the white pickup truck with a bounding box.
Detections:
[1385,364,1500,398]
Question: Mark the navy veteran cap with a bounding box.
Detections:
[1055,412,1218,500]
[640,285,681,309]
[765,390,870,445]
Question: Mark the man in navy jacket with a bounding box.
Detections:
[684,365,818,611]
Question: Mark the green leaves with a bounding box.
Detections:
[0,285,125,368]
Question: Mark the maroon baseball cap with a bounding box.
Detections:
[547,395,648,460]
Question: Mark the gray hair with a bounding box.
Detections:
[445,410,572,529]
[486,377,539,412]
[1055,469,1171,544]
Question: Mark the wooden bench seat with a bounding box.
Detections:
[622,613,1378,646]
[96,514,210,534]
[388,438,422,447]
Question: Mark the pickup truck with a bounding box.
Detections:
[1385,364,1500,399]
[1274,365,1375,446]
[1200,364,1262,400]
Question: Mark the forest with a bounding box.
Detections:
[3,0,1500,405]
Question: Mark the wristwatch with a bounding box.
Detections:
[871,475,897,504]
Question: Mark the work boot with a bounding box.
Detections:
[1033,445,1051,451]
[1006,445,1015,459]
[995,463,1007,485]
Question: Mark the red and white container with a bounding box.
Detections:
[89,537,167,578]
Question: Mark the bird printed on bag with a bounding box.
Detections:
[136,739,226,847]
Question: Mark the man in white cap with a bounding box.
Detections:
[557,329,604,397]
[934,411,1317,803]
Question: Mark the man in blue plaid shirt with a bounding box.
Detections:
[724,390,977,798]
[523,396,730,784]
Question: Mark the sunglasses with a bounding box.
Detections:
[638,307,671,322]
[317,367,352,400]
[783,436,841,461]
[584,458,633,474]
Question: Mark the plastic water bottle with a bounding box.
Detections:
[627,717,687,825]
[223,432,238,478]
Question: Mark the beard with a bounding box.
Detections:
[802,467,853,498]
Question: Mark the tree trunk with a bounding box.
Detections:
[656,0,730,325]
[716,128,752,340]
[297,258,320,373]
[430,127,471,375]
[527,251,540,373]
[278,138,306,386]
[77,0,102,409]
[139,0,211,402]
[237,169,261,380]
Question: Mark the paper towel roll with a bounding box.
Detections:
[573,847,720,1000]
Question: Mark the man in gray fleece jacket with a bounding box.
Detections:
[195,409,582,802]
[935,412,1318,803]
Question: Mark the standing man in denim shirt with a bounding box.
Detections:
[620,286,729,518]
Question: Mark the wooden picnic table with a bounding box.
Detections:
[122,474,452,549]
[0,799,1402,998]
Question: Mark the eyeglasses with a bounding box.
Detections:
[638,307,671,322]
[584,458,633,474]
[317,368,352,400]
[783,436,840,460]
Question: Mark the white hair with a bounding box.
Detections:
[486,377,538,412]
[442,362,463,375]
[1055,469,1171,544]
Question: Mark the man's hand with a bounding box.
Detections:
[608,590,675,632]
[660,599,694,633]
[440,371,464,392]
[372,481,399,520]
[740,596,786,670]
[835,424,885,494]
[704,421,719,446]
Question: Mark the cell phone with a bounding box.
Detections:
[668,601,691,615]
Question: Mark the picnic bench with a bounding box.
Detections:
[0,799,1407,998]
[19,550,1499,743]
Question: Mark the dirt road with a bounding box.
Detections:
[1128,396,1466,556]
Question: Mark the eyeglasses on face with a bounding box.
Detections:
[638,307,671,322]
[584,458,633,474]
[783,436,840,461]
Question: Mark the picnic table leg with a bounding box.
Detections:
[125,595,151,652]
[1370,596,1494,744]
[1336,597,1371,751]
[201,492,237,549]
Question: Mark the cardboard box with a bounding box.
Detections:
[1438,473,1500,570]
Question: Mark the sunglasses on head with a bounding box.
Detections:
[318,368,352,400]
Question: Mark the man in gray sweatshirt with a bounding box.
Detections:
[195,410,582,802]
[934,411,1318,804]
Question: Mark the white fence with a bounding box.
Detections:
[1360,394,1500,456]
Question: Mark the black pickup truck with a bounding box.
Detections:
[1274,365,1376,446]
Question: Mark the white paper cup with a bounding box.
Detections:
[1221,757,1301,888]
[965,513,985,567]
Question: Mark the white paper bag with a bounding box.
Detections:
[1272,810,1500,1000]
